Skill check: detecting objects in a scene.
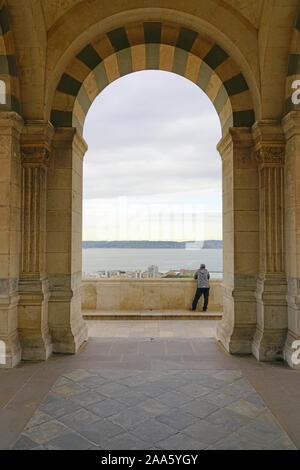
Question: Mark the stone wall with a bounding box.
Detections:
[81,278,223,312]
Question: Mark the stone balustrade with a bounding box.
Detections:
[81,278,223,312]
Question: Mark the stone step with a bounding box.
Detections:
[83,310,222,321]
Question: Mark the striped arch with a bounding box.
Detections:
[285,8,300,114]
[0,0,19,112]
[51,22,255,136]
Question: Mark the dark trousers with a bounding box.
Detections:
[192,287,210,311]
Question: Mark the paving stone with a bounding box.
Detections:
[205,391,237,408]
[79,419,124,445]
[62,370,95,382]
[220,378,253,397]
[77,375,109,389]
[267,434,297,450]
[86,398,125,418]
[45,432,93,450]
[182,398,220,419]
[58,408,101,431]
[242,390,267,408]
[156,408,197,430]
[23,420,70,445]
[226,398,265,418]
[101,432,147,450]
[139,398,169,417]
[38,397,82,419]
[12,435,38,450]
[51,382,88,397]
[206,408,255,431]
[109,405,151,429]
[54,377,74,386]
[96,382,130,398]
[182,420,230,445]
[114,391,146,407]
[117,374,148,387]
[156,433,207,450]
[156,391,193,407]
[40,392,62,406]
[132,382,167,398]
[130,419,176,445]
[178,383,210,398]
[25,410,52,429]
[213,370,243,383]
[69,390,106,406]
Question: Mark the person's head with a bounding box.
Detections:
[200,264,206,270]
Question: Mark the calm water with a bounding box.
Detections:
[82,248,223,278]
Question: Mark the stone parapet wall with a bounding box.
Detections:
[81,278,223,312]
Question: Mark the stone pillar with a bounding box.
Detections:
[216,128,259,354]
[252,121,288,361]
[18,122,54,360]
[0,112,23,368]
[282,111,300,369]
[47,128,88,354]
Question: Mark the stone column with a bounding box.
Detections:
[0,112,23,368]
[282,111,300,369]
[216,128,259,354]
[47,128,88,354]
[18,122,54,361]
[252,121,288,361]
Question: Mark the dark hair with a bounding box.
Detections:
[200,264,206,269]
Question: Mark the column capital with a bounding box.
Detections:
[282,111,300,140]
[252,120,285,169]
[255,145,285,168]
[21,121,54,168]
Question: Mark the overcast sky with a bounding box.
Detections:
[82,70,222,241]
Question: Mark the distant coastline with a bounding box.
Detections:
[82,240,223,249]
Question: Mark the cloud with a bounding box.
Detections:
[82,70,222,239]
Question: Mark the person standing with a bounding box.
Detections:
[191,264,210,312]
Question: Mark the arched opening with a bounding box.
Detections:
[46,20,259,359]
[81,70,223,325]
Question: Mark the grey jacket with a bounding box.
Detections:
[194,268,210,288]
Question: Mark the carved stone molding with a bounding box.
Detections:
[21,146,50,168]
[255,146,285,168]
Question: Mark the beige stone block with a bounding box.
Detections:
[46,253,70,274]
[234,169,258,189]
[0,159,11,182]
[47,189,72,211]
[233,190,259,211]
[47,231,70,253]
[47,169,72,189]
[47,211,71,231]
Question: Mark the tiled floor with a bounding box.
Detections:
[1,320,300,450]
[13,368,296,450]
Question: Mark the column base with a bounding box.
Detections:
[217,275,257,355]
[217,322,255,354]
[252,327,287,361]
[252,274,288,361]
[51,320,88,354]
[18,329,53,361]
[18,275,53,361]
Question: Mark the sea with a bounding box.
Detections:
[82,248,223,278]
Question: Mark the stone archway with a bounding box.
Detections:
[44,19,261,363]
